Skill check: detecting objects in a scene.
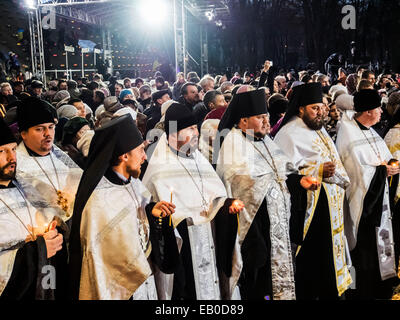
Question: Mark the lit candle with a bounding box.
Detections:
[232,200,241,235]
[310,177,318,184]
[232,200,240,210]
[169,188,173,227]
[390,162,399,187]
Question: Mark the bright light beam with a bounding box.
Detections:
[25,0,37,9]
[139,0,168,26]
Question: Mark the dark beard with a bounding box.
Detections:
[302,113,324,130]
[254,131,267,139]
[0,162,16,181]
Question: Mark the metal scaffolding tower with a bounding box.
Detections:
[27,6,46,83]
[173,0,187,77]
[24,0,230,81]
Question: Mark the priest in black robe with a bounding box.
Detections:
[216,88,319,300]
[274,83,353,300]
[142,103,244,300]
[336,89,400,299]
[0,118,64,300]
[68,114,180,300]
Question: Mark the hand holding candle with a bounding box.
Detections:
[229,200,245,214]
[152,201,176,219]
[387,159,400,179]
[300,176,320,191]
[45,220,57,233]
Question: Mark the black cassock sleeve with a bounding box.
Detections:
[145,202,180,274]
[361,165,387,227]
[214,198,238,278]
[1,236,52,300]
[286,174,308,245]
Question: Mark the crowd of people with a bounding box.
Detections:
[1,59,400,301]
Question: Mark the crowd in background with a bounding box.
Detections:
[1,61,400,170]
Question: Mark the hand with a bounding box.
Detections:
[152,201,176,218]
[229,200,245,215]
[43,229,63,259]
[322,162,336,178]
[26,220,58,242]
[386,164,400,177]
[300,176,320,191]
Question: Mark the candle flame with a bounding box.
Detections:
[233,200,241,209]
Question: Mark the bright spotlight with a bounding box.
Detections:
[215,20,222,27]
[25,0,37,9]
[205,10,215,21]
[139,0,168,25]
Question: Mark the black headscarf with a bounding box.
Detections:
[277,82,323,133]
[218,88,267,133]
[213,89,267,164]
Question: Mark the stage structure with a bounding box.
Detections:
[24,0,231,84]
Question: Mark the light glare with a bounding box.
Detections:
[139,0,167,25]
[25,0,37,9]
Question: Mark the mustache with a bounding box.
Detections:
[3,162,16,169]
[0,162,16,175]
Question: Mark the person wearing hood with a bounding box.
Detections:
[274,83,353,300]
[68,114,179,299]
[67,80,81,100]
[216,88,318,300]
[60,117,91,169]
[52,90,71,110]
[95,96,124,128]
[336,89,400,299]
[43,80,58,103]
